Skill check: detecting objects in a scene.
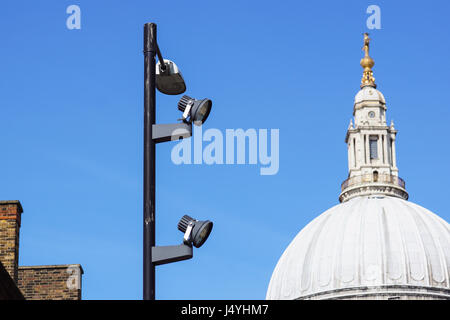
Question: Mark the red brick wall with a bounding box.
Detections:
[0,261,24,300]
[0,200,84,300]
[0,201,23,283]
[18,265,83,300]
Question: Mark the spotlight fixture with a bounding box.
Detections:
[178,95,212,126]
[178,215,213,248]
[151,214,213,266]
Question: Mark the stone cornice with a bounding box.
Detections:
[339,183,408,203]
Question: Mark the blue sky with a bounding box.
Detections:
[0,0,449,299]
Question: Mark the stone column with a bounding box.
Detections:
[378,134,382,162]
[347,141,352,170]
[383,134,388,165]
[391,137,397,168]
[365,134,370,164]
[349,138,355,169]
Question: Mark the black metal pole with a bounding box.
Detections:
[143,22,156,300]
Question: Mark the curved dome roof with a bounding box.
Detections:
[354,86,385,104]
[267,196,450,300]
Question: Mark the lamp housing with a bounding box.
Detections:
[156,59,186,95]
[178,95,212,126]
[178,215,213,248]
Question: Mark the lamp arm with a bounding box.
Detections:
[156,43,166,71]
[151,243,193,266]
[152,122,192,144]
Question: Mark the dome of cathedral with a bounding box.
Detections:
[266,196,450,300]
[267,34,450,300]
[354,86,385,104]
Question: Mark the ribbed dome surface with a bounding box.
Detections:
[354,86,385,104]
[267,196,450,300]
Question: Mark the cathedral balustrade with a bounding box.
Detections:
[341,173,406,192]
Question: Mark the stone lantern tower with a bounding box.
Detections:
[340,33,408,203]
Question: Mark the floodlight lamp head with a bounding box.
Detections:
[178,215,213,248]
[156,59,186,95]
[177,95,212,126]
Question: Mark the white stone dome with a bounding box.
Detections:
[266,196,450,300]
[354,86,386,104]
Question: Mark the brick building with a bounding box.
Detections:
[0,200,83,300]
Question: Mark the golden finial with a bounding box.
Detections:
[360,33,376,88]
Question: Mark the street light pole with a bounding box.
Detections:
[141,22,213,301]
[143,22,156,301]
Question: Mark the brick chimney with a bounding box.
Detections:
[0,201,23,283]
